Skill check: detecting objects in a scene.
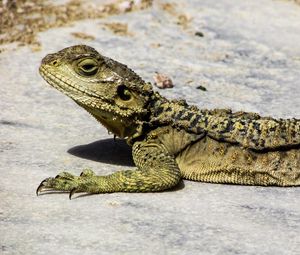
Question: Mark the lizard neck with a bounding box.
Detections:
[148,94,217,136]
[149,94,193,126]
[125,91,170,144]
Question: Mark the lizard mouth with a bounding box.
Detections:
[39,66,101,100]
[39,65,116,113]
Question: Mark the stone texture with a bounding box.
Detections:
[1,0,300,254]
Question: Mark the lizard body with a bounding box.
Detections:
[37,45,300,198]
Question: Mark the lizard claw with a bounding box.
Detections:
[36,173,79,198]
[36,178,51,196]
[69,188,77,200]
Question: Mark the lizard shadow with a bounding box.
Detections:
[68,138,134,167]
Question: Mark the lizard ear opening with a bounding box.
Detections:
[117,85,132,101]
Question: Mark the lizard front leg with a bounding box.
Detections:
[36,141,181,199]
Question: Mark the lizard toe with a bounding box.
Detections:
[36,177,52,195]
[80,169,95,177]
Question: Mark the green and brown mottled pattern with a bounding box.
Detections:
[36,45,300,199]
[150,100,300,150]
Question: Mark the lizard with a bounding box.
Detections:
[36,45,300,199]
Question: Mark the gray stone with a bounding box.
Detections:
[1,0,300,254]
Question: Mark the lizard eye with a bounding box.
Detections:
[117,85,131,101]
[77,58,99,76]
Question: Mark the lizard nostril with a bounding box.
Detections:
[52,60,58,66]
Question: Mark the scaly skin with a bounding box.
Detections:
[36,45,300,199]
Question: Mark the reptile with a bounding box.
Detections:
[36,45,300,199]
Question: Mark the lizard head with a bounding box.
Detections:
[39,45,154,139]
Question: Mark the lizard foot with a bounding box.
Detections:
[36,169,96,199]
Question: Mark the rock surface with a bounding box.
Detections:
[1,0,300,254]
